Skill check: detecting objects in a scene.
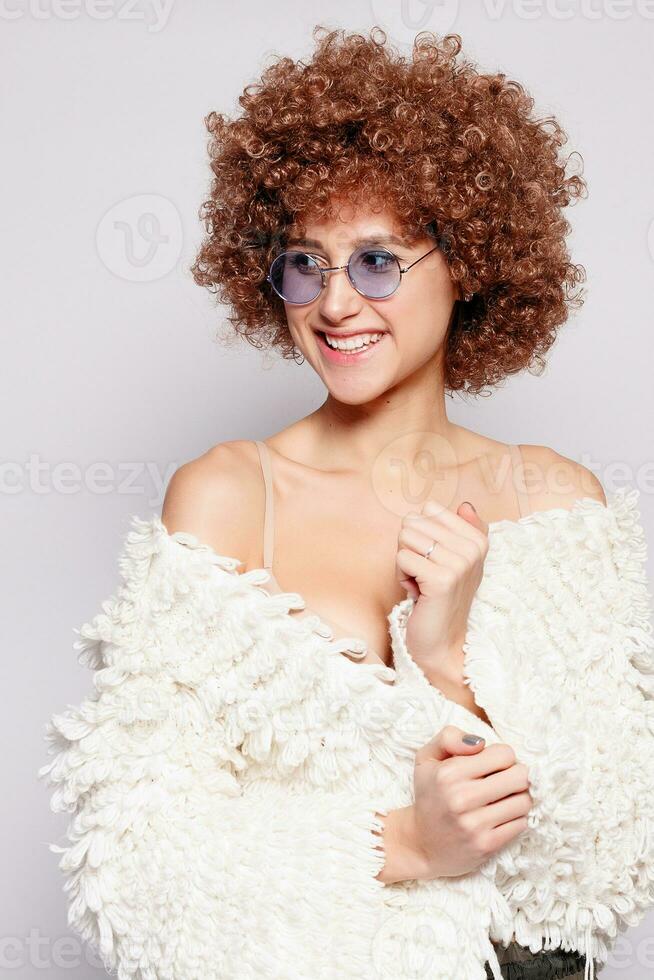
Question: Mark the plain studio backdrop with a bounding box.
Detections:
[3,2,652,977]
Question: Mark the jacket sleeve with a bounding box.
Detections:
[38,517,391,980]
[391,489,654,977]
[460,488,654,974]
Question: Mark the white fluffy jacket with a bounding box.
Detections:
[39,487,654,980]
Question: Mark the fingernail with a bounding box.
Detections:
[463,501,477,513]
[462,733,484,745]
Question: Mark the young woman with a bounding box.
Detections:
[41,27,654,980]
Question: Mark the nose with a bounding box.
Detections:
[317,261,365,322]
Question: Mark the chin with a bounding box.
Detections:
[321,377,394,406]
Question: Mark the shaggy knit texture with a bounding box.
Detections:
[39,486,654,980]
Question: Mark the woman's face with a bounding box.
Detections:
[282,201,460,404]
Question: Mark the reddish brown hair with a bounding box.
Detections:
[191,25,587,395]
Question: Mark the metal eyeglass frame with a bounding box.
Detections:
[266,242,442,305]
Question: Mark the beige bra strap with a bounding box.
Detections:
[254,440,275,570]
[508,443,531,519]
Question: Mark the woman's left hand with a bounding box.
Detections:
[395,500,489,683]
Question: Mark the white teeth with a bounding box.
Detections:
[323,331,384,352]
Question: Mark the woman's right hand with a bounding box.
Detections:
[375,724,533,884]
[408,724,533,879]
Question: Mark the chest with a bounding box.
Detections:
[270,517,404,669]
[252,455,525,672]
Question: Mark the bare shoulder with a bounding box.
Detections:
[518,443,607,513]
[161,440,263,561]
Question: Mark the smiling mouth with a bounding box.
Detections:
[317,330,386,353]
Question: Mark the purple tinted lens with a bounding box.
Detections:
[349,247,400,298]
[269,252,322,304]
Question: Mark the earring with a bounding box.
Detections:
[463,292,473,303]
[291,346,305,365]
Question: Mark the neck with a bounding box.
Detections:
[306,362,464,473]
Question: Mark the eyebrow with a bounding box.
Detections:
[285,234,411,250]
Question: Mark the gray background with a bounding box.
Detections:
[4,1,653,976]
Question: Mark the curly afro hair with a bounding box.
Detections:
[191,25,587,396]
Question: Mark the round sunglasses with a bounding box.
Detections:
[266,242,441,305]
